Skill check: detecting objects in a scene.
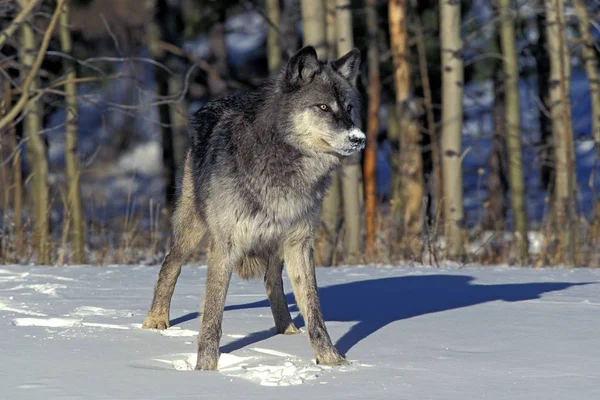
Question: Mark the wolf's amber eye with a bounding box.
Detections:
[346,104,353,113]
[319,104,330,112]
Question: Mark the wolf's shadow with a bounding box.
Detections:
[170,274,590,356]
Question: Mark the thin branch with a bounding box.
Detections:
[0,0,39,50]
[0,0,65,131]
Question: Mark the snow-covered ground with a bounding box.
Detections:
[1,264,600,399]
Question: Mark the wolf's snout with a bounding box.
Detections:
[349,135,365,148]
[348,128,366,151]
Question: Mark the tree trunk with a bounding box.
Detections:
[281,0,300,63]
[336,0,362,264]
[545,0,578,265]
[389,0,424,258]
[300,0,339,266]
[499,0,529,263]
[325,0,337,60]
[412,0,442,227]
[146,0,177,213]
[300,0,327,58]
[59,1,85,264]
[4,79,23,258]
[18,0,50,264]
[266,0,282,73]
[573,0,600,149]
[364,0,380,260]
[486,61,508,232]
[439,0,465,260]
[535,7,555,208]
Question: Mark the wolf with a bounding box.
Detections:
[142,45,365,370]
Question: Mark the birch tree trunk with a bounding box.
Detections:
[336,0,362,263]
[389,0,424,258]
[440,0,465,260]
[300,0,327,58]
[499,0,529,263]
[364,0,380,259]
[300,0,338,266]
[545,0,578,265]
[573,0,600,149]
[311,0,341,266]
[18,0,50,264]
[59,0,85,263]
[266,0,281,73]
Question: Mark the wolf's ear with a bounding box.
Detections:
[285,46,321,87]
[332,48,361,85]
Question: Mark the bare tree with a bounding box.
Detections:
[499,0,529,262]
[573,0,600,149]
[364,0,380,259]
[439,0,465,259]
[17,0,62,264]
[412,0,442,225]
[59,0,85,263]
[545,0,578,265]
[389,0,424,257]
[336,0,362,263]
[312,0,342,266]
[300,0,327,58]
[145,0,177,212]
[299,0,339,265]
[266,0,282,73]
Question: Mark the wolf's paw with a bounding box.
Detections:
[142,313,170,330]
[277,322,301,335]
[316,350,351,367]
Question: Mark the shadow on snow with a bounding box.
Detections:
[170,274,592,356]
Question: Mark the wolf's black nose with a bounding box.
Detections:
[349,136,365,147]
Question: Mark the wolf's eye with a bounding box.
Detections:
[318,104,330,112]
[346,104,353,113]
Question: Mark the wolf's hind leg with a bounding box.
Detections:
[143,176,205,330]
[264,257,300,335]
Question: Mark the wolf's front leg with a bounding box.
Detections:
[283,238,348,366]
[195,244,235,370]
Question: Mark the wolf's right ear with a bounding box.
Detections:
[285,46,321,87]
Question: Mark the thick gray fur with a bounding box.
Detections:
[142,46,365,370]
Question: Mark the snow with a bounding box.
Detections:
[1,264,600,399]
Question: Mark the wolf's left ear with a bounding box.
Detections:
[332,48,361,85]
[286,46,321,87]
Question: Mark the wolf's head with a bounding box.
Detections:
[280,46,365,157]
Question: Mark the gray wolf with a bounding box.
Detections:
[142,45,365,370]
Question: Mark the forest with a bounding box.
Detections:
[0,0,599,268]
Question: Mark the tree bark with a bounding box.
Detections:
[146,0,177,213]
[300,0,339,266]
[336,0,362,263]
[573,0,600,150]
[59,0,85,264]
[498,0,529,263]
[300,0,327,59]
[18,0,50,264]
[389,0,424,258]
[535,7,554,205]
[545,0,578,265]
[266,0,282,73]
[439,0,465,260]
[412,0,442,226]
[364,0,380,260]
[486,61,508,232]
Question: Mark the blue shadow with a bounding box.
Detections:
[171,274,592,356]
